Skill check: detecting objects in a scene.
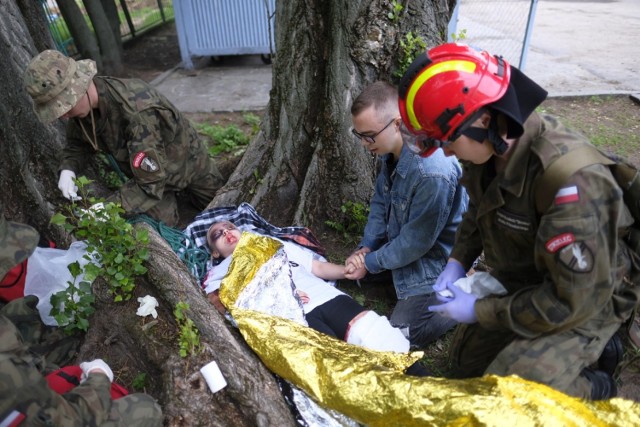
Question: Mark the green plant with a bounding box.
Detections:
[450,28,467,42]
[395,32,427,78]
[95,153,125,190]
[243,112,261,136]
[195,122,250,156]
[174,302,201,358]
[249,169,264,195]
[131,372,147,391]
[49,260,96,334]
[50,176,149,305]
[388,1,403,21]
[325,201,370,244]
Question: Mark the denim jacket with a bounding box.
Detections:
[361,145,468,299]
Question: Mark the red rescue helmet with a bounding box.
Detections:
[398,43,547,157]
[399,43,509,140]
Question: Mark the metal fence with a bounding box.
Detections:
[42,0,174,57]
[449,0,538,70]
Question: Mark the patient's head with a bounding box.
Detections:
[207,220,241,259]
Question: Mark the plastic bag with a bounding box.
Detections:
[23,241,93,326]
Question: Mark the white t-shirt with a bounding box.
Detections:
[202,236,344,313]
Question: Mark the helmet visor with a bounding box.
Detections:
[401,123,449,157]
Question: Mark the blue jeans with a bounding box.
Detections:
[390,292,457,349]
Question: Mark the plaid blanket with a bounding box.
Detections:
[183,202,326,261]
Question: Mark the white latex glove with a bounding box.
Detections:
[80,359,114,383]
[58,169,81,201]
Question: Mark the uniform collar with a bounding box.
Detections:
[499,112,543,197]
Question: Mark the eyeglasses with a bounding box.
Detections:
[207,223,236,246]
[351,117,397,145]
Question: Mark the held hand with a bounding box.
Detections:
[345,261,367,281]
[80,359,114,383]
[58,169,81,201]
[296,289,310,304]
[434,260,466,298]
[345,247,370,267]
[428,282,478,324]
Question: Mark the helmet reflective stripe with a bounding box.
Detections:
[405,60,477,131]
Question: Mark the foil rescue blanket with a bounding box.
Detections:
[219,233,640,426]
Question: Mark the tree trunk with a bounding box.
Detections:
[57,0,103,68]
[83,0,122,75]
[100,0,123,56]
[0,0,68,245]
[212,0,453,230]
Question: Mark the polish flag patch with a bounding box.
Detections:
[546,233,575,253]
[133,152,146,168]
[554,185,580,205]
[1,410,26,427]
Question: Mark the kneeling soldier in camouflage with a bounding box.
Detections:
[0,214,162,426]
[23,50,225,226]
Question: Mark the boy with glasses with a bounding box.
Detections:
[346,81,468,348]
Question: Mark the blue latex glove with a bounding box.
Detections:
[433,260,466,300]
[428,282,478,324]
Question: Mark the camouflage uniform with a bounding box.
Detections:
[23,50,224,226]
[0,215,162,426]
[448,112,637,398]
[60,77,224,226]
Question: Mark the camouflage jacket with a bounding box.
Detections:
[451,112,635,338]
[60,77,211,213]
[0,315,115,426]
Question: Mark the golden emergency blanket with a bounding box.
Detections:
[219,233,640,426]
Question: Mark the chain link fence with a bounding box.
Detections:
[42,0,174,57]
[449,0,538,70]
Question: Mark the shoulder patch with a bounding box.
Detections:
[132,151,159,173]
[557,242,593,273]
[1,409,26,427]
[554,185,580,205]
[545,233,575,253]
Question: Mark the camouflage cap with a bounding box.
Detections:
[23,50,97,124]
[0,214,39,279]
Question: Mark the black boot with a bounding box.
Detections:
[598,333,624,376]
[582,368,617,400]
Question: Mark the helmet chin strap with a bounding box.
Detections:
[459,113,509,155]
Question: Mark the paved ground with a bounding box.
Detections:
[153,0,640,112]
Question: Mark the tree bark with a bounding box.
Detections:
[0,0,69,245]
[212,0,453,230]
[83,0,122,75]
[57,0,103,68]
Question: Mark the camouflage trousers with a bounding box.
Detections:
[448,315,622,399]
[105,394,163,427]
[147,159,224,226]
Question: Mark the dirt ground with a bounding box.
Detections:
[119,22,640,402]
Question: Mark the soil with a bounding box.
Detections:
[118,22,640,402]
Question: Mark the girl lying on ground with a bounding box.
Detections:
[204,220,422,359]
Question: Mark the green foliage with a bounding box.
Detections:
[174,302,201,358]
[96,153,125,190]
[450,28,467,42]
[131,372,147,391]
[243,112,261,136]
[388,1,403,21]
[395,32,427,78]
[49,261,95,334]
[325,201,370,245]
[195,122,250,156]
[50,176,149,331]
[248,169,264,195]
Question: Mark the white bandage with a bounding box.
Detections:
[345,311,410,353]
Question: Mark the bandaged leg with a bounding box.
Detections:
[345,311,410,353]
